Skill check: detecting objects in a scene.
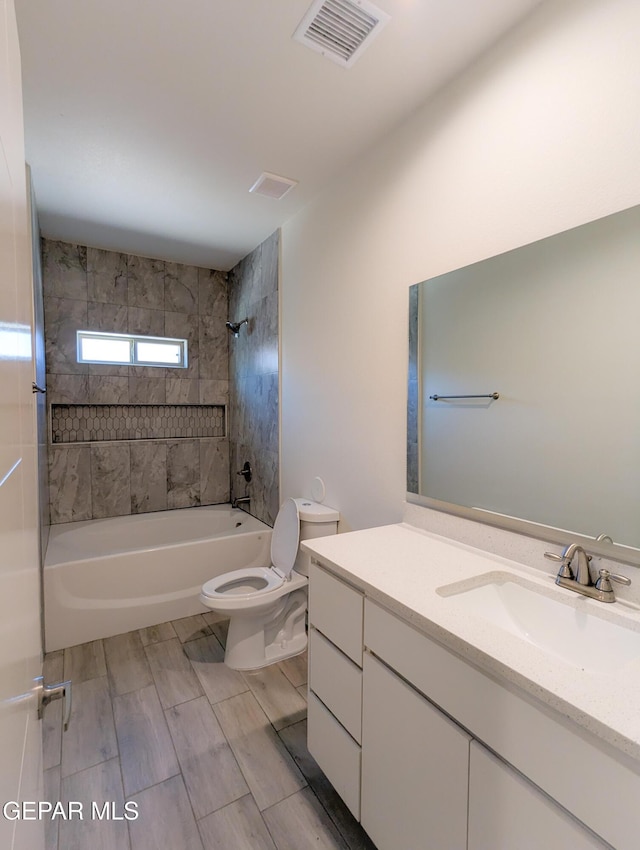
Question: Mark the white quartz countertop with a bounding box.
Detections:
[302,522,640,762]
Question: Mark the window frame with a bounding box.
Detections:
[76,330,188,369]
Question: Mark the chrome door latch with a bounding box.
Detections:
[35,676,72,731]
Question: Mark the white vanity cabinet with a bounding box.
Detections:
[306,557,632,850]
[307,561,364,819]
[364,598,613,850]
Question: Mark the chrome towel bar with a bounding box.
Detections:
[429,392,499,401]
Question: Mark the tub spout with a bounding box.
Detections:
[232,496,251,509]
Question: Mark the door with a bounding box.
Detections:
[361,653,470,850]
[0,2,44,849]
[468,742,609,850]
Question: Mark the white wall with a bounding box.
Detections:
[281,0,640,531]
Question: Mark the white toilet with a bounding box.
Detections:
[200,497,339,670]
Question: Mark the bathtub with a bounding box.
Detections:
[43,505,272,651]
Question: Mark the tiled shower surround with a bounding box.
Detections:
[44,240,232,523]
[228,232,280,525]
[43,234,281,526]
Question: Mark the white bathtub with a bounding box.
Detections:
[43,505,272,651]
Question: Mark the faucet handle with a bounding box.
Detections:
[595,569,631,592]
[544,551,574,579]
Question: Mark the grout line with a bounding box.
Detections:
[194,791,254,822]
[112,727,134,850]
[260,784,310,815]
[125,769,183,802]
[258,802,281,850]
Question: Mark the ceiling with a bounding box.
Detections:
[15,0,541,271]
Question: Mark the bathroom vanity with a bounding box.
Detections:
[303,522,640,850]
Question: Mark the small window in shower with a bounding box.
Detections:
[77,331,188,368]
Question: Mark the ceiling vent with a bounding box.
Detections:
[249,172,298,200]
[293,0,390,68]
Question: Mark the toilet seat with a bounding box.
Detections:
[200,566,307,612]
[200,499,304,613]
[203,566,283,598]
[269,497,300,579]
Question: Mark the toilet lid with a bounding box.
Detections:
[271,498,300,577]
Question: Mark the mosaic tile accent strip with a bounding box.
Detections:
[51,404,225,443]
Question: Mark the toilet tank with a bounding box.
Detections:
[294,498,339,577]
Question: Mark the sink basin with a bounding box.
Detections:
[439,576,640,674]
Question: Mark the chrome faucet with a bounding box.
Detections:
[544,543,631,603]
[558,543,592,585]
[232,496,251,509]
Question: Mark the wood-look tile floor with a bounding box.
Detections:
[44,613,376,850]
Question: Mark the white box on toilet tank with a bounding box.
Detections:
[294,498,339,576]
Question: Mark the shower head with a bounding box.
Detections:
[226,318,248,338]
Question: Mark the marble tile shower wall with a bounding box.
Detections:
[43,240,231,523]
[228,231,279,526]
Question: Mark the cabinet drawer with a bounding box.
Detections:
[309,561,363,665]
[309,627,362,742]
[307,690,361,820]
[365,599,640,850]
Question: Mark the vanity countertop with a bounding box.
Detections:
[302,522,640,762]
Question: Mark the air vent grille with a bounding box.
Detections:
[293,0,390,68]
[249,172,298,200]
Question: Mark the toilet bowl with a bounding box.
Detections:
[200,497,339,670]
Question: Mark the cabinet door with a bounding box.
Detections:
[468,742,609,850]
[361,653,470,850]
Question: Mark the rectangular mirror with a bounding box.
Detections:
[407,204,640,559]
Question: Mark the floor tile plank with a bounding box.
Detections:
[129,775,203,850]
[199,795,277,850]
[144,637,204,708]
[208,618,229,648]
[113,683,180,796]
[243,664,307,731]
[278,650,308,688]
[138,621,177,646]
[171,614,212,643]
[104,631,154,696]
[44,766,60,850]
[165,696,249,818]
[184,634,248,705]
[263,787,349,850]
[61,677,118,778]
[59,758,130,850]
[64,639,107,683]
[214,691,306,811]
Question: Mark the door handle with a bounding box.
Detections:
[35,676,72,731]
